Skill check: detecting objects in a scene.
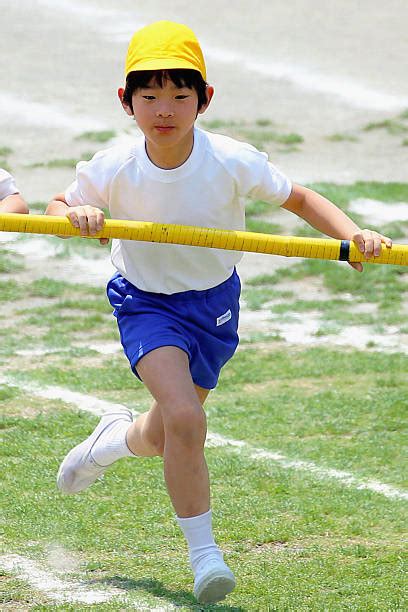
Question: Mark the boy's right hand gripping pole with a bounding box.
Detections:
[0,213,407,266]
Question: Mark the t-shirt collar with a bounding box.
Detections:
[134,127,206,183]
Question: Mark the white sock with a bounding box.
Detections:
[90,418,135,466]
[176,509,222,574]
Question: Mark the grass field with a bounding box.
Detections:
[1,181,408,610]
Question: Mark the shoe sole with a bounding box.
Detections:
[57,409,132,494]
[195,569,236,604]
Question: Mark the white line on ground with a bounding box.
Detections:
[0,553,176,610]
[207,434,408,501]
[4,378,407,501]
[0,92,106,132]
[0,554,121,604]
[15,343,121,358]
[34,0,408,112]
[205,47,408,112]
[31,384,130,417]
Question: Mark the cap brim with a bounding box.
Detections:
[126,57,206,80]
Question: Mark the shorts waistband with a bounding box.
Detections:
[115,269,239,302]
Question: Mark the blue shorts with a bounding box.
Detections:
[106,270,241,389]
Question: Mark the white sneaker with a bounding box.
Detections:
[56,409,133,494]
[194,556,236,604]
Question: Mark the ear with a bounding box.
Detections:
[198,85,214,115]
[118,87,133,116]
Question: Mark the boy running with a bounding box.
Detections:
[46,21,391,604]
[0,169,28,213]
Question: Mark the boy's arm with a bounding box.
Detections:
[0,194,29,214]
[46,194,108,244]
[281,184,392,271]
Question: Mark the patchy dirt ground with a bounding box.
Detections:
[1,1,408,352]
[2,0,408,198]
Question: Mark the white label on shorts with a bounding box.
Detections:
[216,309,232,326]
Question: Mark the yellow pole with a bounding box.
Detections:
[0,213,407,266]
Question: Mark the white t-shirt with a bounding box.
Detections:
[65,128,292,294]
[0,169,18,200]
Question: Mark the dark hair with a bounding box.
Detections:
[123,69,208,113]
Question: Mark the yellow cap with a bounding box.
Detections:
[125,21,206,81]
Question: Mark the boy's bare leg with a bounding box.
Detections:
[133,346,210,517]
[125,403,164,457]
[56,343,234,601]
[133,346,235,602]
[57,345,210,505]
[126,384,209,459]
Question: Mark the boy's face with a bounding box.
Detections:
[119,77,213,153]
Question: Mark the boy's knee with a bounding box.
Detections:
[163,402,207,446]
